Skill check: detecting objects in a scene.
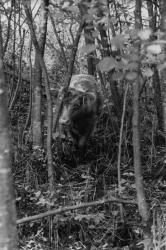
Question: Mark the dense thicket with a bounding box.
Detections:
[1,0,166,249]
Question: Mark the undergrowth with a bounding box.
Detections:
[13,97,166,250]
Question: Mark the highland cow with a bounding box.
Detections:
[59,74,102,149]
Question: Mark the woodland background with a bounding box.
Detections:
[1,0,166,249]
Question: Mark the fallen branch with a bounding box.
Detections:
[17,197,137,225]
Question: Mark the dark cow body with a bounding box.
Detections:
[59,74,102,149]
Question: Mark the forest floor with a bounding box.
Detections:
[15,129,166,250]
[13,99,166,249]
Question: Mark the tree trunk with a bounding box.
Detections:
[9,0,16,108]
[79,0,96,75]
[146,0,163,132]
[159,0,166,137]
[97,5,122,123]
[84,23,96,75]
[3,0,14,56]
[152,65,163,132]
[133,0,149,224]
[32,0,49,149]
[146,0,156,31]
[23,1,54,191]
[0,15,17,249]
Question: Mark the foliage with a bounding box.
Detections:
[1,0,166,249]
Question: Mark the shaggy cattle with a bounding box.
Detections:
[59,74,102,149]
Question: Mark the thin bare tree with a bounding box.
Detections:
[0,14,17,249]
[133,0,150,235]
[23,1,54,191]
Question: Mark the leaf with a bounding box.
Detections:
[37,197,54,206]
[121,57,129,65]
[62,1,70,9]
[143,68,154,77]
[111,35,126,49]
[126,62,138,71]
[138,29,152,40]
[35,191,41,198]
[102,243,109,249]
[81,173,94,180]
[147,44,162,54]
[146,53,158,64]
[75,213,92,221]
[96,16,108,26]
[98,57,117,72]
[125,72,137,81]
[131,183,136,189]
[137,238,153,249]
[152,39,166,44]
[158,62,166,71]
[55,130,66,139]
[112,72,124,81]
[92,30,99,38]
[88,224,95,229]
[87,7,98,17]
[80,44,97,55]
[5,7,12,13]
[112,211,119,216]
[123,172,134,177]
[93,213,105,224]
[129,53,139,61]
[66,6,80,14]
[121,178,126,184]
[110,17,118,25]
[16,197,21,201]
